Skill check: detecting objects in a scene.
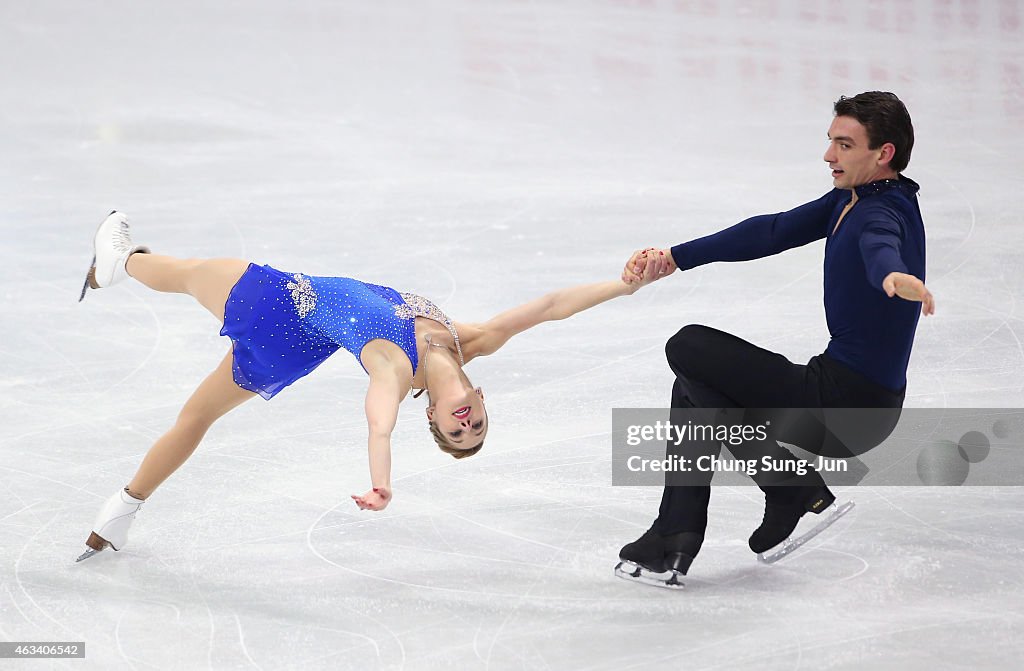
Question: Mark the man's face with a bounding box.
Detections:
[823,115,894,189]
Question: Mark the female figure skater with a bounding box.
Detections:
[76,211,661,561]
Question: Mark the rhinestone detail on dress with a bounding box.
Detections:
[395,292,464,364]
[287,273,317,318]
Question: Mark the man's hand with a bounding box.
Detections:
[622,247,677,286]
[351,486,392,511]
[883,272,935,316]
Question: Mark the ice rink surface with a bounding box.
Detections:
[2,0,1023,668]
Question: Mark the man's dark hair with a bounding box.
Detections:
[834,91,915,173]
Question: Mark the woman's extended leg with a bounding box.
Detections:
[79,348,255,559]
[126,253,250,322]
[126,347,256,499]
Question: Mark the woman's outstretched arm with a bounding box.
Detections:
[351,365,406,511]
[472,262,658,357]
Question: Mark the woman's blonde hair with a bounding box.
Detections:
[428,412,486,459]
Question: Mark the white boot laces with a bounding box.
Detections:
[113,221,133,253]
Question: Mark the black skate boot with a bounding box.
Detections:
[614,526,703,589]
[750,486,855,564]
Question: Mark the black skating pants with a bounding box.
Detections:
[655,324,905,536]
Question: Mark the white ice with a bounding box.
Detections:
[1,1,1023,669]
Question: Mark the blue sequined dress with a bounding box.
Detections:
[219,264,460,400]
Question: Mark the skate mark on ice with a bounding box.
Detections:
[114,605,145,671]
[0,465,105,499]
[371,538,571,572]
[535,339,607,362]
[390,430,608,489]
[508,479,651,528]
[501,342,665,399]
[428,257,458,305]
[305,502,656,603]
[814,546,872,581]
[179,504,427,557]
[232,611,264,671]
[301,508,408,670]
[872,488,972,542]
[440,505,571,554]
[301,631,385,668]
[0,398,180,453]
[922,167,976,277]
[38,328,92,387]
[186,549,219,671]
[602,630,756,671]
[15,506,87,642]
[228,214,248,260]
[472,624,487,665]
[875,489,1024,558]
[0,469,55,532]
[483,513,587,670]
[794,626,805,671]
[336,611,405,668]
[428,511,459,554]
[951,289,1024,393]
[764,612,1006,666]
[0,501,41,524]
[3,582,37,629]
[303,602,439,671]
[103,283,164,394]
[139,598,183,622]
[488,454,605,476]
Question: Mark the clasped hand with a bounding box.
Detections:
[622,247,676,287]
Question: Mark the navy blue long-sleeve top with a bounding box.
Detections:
[670,176,925,392]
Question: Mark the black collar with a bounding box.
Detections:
[853,174,920,198]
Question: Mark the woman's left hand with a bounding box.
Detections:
[351,486,392,511]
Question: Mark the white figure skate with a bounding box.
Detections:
[79,210,150,301]
[75,488,145,562]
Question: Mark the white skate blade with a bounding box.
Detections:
[614,560,685,590]
[75,530,115,563]
[757,500,855,564]
[75,547,99,563]
[79,255,96,302]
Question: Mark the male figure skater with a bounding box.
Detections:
[617,91,934,588]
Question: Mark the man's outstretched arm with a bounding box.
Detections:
[860,207,935,316]
[624,190,842,283]
[882,272,935,315]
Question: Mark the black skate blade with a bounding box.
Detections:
[757,500,856,564]
[79,256,96,302]
[614,560,685,590]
